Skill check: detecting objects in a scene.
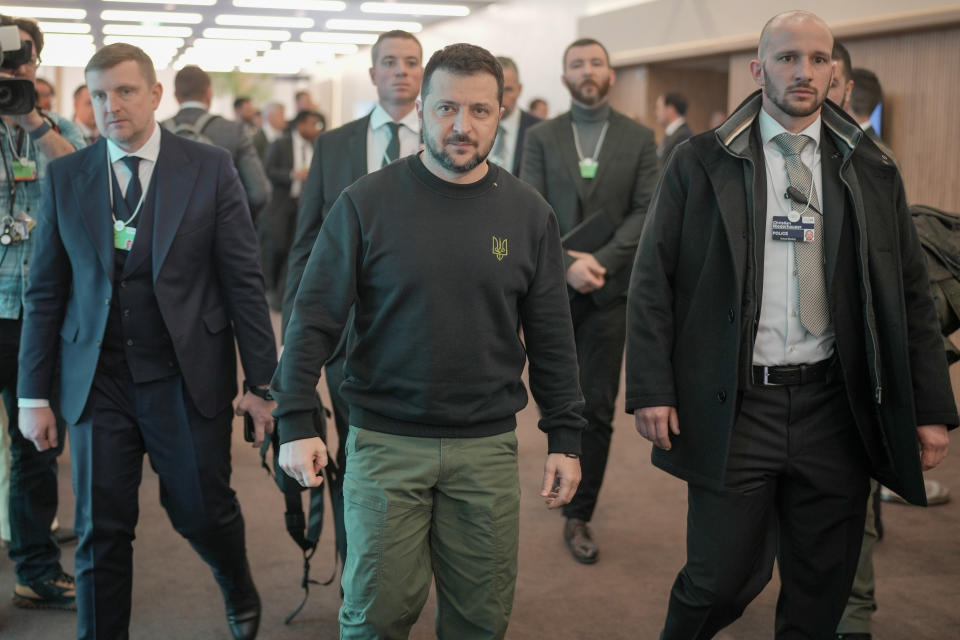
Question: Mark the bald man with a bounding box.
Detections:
[626,11,955,638]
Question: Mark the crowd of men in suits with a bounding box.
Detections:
[1,8,955,640]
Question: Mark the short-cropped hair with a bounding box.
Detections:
[371,30,422,66]
[422,43,503,105]
[563,38,609,69]
[850,68,882,117]
[663,92,688,116]
[85,43,157,86]
[174,65,210,101]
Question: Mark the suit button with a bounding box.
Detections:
[727,308,735,323]
[120,281,127,288]
[717,389,727,403]
[126,338,134,346]
[104,298,110,305]
[123,309,130,317]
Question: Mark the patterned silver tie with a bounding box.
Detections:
[772,133,830,337]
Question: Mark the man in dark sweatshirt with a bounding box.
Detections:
[271,44,585,639]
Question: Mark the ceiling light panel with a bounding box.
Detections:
[0,6,86,19]
[325,19,423,32]
[232,0,346,10]
[37,22,91,34]
[203,28,292,42]
[100,10,204,24]
[101,0,215,5]
[103,25,194,38]
[215,15,314,29]
[360,3,470,17]
[300,32,378,45]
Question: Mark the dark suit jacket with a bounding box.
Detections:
[657,120,693,168]
[520,108,659,306]
[281,114,371,332]
[171,107,271,214]
[263,134,299,226]
[625,92,958,504]
[18,128,277,422]
[511,110,541,175]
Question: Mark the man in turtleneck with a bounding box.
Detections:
[521,38,659,565]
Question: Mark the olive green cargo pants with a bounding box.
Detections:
[339,427,520,640]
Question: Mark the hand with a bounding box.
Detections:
[235,390,276,448]
[540,453,581,509]
[18,406,58,452]
[917,424,949,471]
[634,406,679,450]
[565,250,606,294]
[3,109,44,134]
[292,168,310,181]
[279,437,328,488]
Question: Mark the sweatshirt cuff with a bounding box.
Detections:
[277,411,320,445]
[546,427,581,456]
[19,398,50,408]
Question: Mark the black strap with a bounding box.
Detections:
[259,398,341,624]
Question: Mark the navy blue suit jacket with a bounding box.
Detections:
[18,127,277,423]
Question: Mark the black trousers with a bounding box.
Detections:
[70,369,255,640]
[0,316,66,584]
[562,295,627,522]
[662,376,871,640]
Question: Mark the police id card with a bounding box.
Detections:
[771,215,815,243]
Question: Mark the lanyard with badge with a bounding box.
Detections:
[107,154,146,251]
[0,120,38,247]
[767,146,820,244]
[572,121,609,179]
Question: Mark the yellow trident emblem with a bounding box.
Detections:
[492,236,508,261]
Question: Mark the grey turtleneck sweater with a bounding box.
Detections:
[571,101,612,173]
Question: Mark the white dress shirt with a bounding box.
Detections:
[490,106,522,174]
[664,117,686,137]
[366,103,420,174]
[290,131,312,199]
[20,122,163,408]
[752,108,835,366]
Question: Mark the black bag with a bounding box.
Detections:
[259,393,343,623]
[911,204,960,364]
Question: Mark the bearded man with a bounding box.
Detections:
[520,37,659,565]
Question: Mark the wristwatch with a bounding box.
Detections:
[244,382,273,401]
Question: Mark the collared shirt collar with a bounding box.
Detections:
[107,120,162,165]
[369,102,420,134]
[179,101,207,111]
[664,117,685,137]
[758,107,821,151]
[858,120,872,131]
[499,106,521,134]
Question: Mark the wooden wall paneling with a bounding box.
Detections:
[608,64,650,123]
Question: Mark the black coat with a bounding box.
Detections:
[281,115,371,332]
[625,92,957,505]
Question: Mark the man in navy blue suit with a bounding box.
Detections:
[17,44,277,640]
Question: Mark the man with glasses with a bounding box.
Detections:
[0,14,84,610]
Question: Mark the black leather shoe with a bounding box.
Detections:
[836,634,871,639]
[226,599,260,640]
[563,518,598,564]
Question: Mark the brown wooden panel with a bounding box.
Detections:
[611,61,729,140]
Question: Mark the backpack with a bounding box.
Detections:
[910,204,960,364]
[161,112,220,147]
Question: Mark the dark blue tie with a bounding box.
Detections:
[121,156,142,216]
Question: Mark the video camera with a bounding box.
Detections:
[0,24,37,115]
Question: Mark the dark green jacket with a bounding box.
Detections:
[626,92,957,505]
